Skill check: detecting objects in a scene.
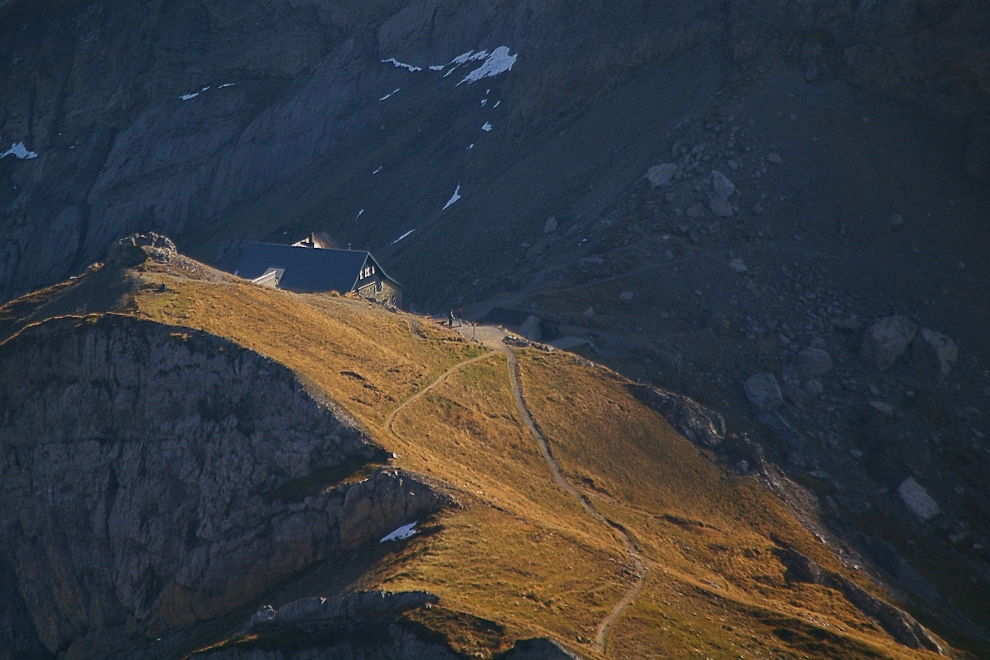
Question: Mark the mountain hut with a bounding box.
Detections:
[234,241,402,308]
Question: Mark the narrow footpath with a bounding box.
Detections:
[385,350,495,434]
[387,319,649,656]
[453,322,649,656]
[504,349,648,655]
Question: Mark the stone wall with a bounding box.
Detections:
[358,277,403,308]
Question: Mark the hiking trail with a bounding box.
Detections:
[390,319,649,655]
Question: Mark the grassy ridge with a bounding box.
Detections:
[0,255,943,658]
[518,350,934,658]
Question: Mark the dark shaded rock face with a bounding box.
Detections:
[0,315,444,656]
[188,591,583,659]
[0,554,52,659]
[774,547,944,654]
[0,0,986,304]
[196,627,580,660]
[965,105,990,180]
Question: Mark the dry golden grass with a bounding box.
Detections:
[0,257,947,659]
[517,348,940,659]
[131,276,482,429]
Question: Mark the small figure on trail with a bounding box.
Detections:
[457,308,463,327]
[448,309,455,327]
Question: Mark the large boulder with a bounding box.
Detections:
[709,196,734,218]
[797,347,833,377]
[897,477,941,521]
[911,328,958,380]
[711,170,735,198]
[859,316,918,371]
[647,163,678,187]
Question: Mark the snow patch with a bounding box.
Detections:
[493,101,501,108]
[442,184,461,211]
[452,50,487,66]
[373,166,383,175]
[0,142,38,160]
[459,47,517,85]
[481,123,492,132]
[380,88,401,101]
[392,229,416,245]
[466,144,474,150]
[179,92,199,101]
[481,99,487,106]
[218,83,237,89]
[201,86,210,92]
[355,209,365,221]
[429,65,445,71]
[443,50,488,77]
[380,522,418,543]
[382,58,422,73]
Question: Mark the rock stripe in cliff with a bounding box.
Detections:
[0,315,445,654]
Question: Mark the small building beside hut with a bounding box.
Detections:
[234,239,402,308]
[480,307,551,341]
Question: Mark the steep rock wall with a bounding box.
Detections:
[0,315,444,655]
[0,0,986,302]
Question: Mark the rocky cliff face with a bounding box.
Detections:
[0,315,445,656]
[189,592,580,659]
[0,0,986,304]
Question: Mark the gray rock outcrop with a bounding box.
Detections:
[632,385,770,478]
[0,315,446,655]
[631,386,727,448]
[859,316,918,371]
[105,232,178,268]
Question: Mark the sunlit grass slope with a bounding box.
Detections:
[0,254,944,659]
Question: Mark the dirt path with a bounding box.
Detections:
[504,349,648,656]
[397,324,648,655]
[385,351,495,434]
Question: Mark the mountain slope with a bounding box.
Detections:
[0,238,957,658]
[1,0,987,305]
